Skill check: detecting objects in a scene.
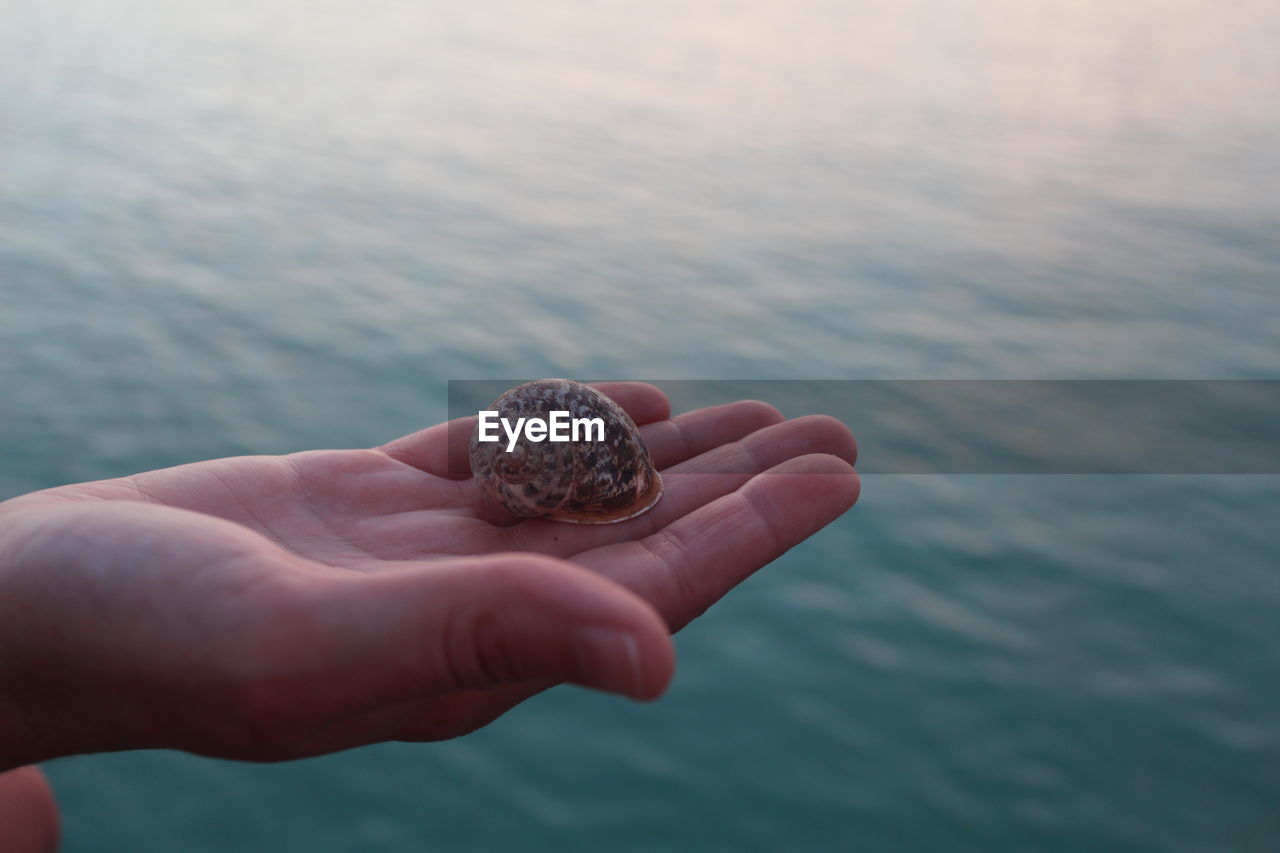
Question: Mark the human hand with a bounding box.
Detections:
[0,383,858,769]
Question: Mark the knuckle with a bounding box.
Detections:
[440,606,523,689]
[434,554,576,690]
[436,554,572,689]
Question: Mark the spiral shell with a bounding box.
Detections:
[468,379,663,524]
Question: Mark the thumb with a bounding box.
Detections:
[301,554,675,704]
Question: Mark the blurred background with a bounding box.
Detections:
[2,0,1279,849]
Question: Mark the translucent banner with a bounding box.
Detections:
[447,380,1280,475]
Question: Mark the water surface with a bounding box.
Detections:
[2,1,1278,850]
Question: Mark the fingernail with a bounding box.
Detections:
[571,627,644,699]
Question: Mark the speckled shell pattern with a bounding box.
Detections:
[468,379,663,524]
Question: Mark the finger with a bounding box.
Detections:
[640,400,785,470]
[0,767,59,851]
[507,414,857,556]
[590,381,672,425]
[575,453,860,631]
[245,554,676,741]
[379,382,671,479]
[360,554,672,696]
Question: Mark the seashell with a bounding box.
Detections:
[468,379,663,524]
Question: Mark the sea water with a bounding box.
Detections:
[2,1,1278,849]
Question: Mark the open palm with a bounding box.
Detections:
[0,383,858,768]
